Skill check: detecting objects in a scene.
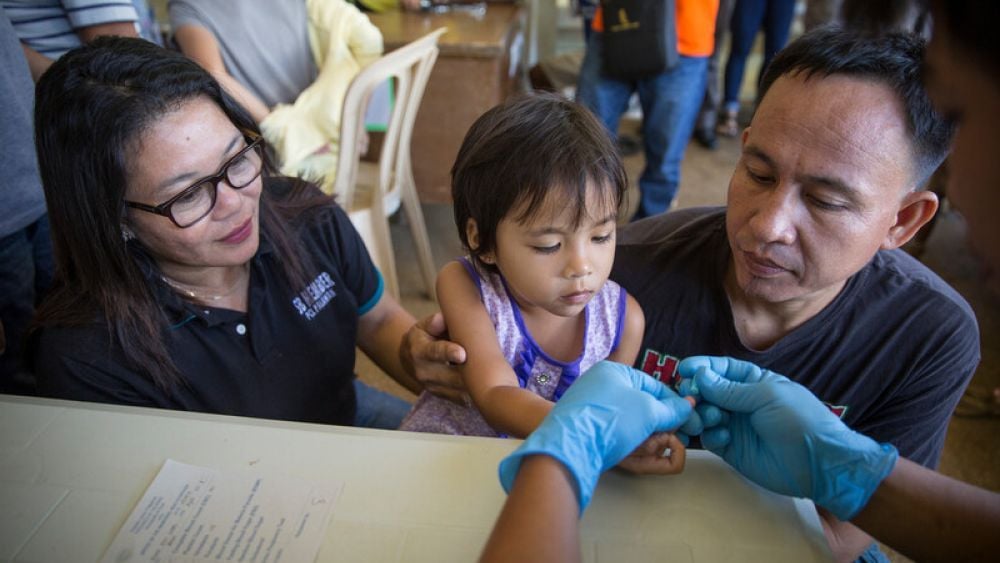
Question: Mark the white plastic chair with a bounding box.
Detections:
[333,28,446,301]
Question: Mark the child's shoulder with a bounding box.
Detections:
[437,258,492,304]
[439,257,482,285]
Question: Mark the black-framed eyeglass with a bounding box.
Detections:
[125,137,265,228]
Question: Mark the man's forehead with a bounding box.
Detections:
[756,74,911,158]
[749,73,915,193]
[759,72,906,126]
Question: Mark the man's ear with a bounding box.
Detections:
[881,189,939,250]
[466,219,495,264]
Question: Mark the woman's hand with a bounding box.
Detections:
[399,312,468,403]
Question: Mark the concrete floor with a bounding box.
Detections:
[358,114,1000,561]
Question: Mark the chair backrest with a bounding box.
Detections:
[333,28,446,210]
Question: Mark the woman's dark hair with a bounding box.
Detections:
[759,27,954,187]
[451,92,627,272]
[32,36,328,391]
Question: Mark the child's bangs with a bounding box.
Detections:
[512,168,622,229]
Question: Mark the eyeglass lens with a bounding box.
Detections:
[171,143,262,227]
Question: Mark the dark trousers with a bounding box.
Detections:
[722,0,796,110]
[0,215,54,394]
[696,0,736,132]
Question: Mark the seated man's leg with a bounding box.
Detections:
[0,219,46,394]
[575,32,634,145]
[634,56,709,217]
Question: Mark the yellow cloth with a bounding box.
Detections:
[260,0,383,191]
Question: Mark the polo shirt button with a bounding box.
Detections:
[236,323,247,335]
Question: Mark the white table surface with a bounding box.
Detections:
[0,395,832,562]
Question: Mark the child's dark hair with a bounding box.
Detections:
[451,92,627,272]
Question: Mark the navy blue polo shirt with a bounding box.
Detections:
[34,180,383,426]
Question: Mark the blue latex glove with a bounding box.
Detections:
[677,356,899,521]
[678,377,726,432]
[498,361,694,512]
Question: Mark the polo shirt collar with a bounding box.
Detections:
[129,230,275,327]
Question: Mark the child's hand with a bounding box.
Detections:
[616,432,687,475]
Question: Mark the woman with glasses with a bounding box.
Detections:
[27,36,462,428]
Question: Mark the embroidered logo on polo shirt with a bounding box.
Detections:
[292,271,337,320]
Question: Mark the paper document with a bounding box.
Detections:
[101,459,339,563]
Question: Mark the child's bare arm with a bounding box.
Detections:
[437,262,554,437]
[607,293,645,366]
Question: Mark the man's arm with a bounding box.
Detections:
[822,304,982,560]
[75,20,137,42]
[20,43,52,81]
[20,20,138,81]
[852,457,1000,562]
[680,356,1000,563]
[481,455,580,563]
[173,25,271,123]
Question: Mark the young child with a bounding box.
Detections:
[400,93,684,474]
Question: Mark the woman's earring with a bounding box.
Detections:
[121,225,136,242]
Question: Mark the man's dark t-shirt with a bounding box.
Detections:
[612,207,980,467]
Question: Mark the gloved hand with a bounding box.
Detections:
[498,360,694,512]
[677,356,899,521]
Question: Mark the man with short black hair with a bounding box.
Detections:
[612,27,978,561]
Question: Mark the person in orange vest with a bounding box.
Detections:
[577,0,720,219]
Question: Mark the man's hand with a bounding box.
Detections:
[499,361,695,511]
[399,313,467,403]
[677,356,899,521]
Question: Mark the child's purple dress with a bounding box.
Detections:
[399,257,627,436]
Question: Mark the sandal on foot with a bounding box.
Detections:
[716,110,739,138]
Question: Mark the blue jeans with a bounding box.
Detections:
[0,215,54,394]
[353,379,412,430]
[577,33,708,217]
[722,0,796,110]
